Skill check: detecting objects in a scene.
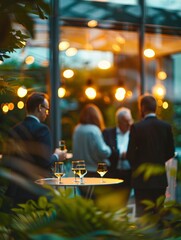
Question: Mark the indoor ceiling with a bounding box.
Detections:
[10,0,180,63]
[30,24,181,58]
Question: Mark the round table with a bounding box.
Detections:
[35,177,123,186]
[35,177,123,197]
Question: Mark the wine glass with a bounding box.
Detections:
[75,162,87,184]
[54,162,65,184]
[59,140,67,151]
[71,160,79,182]
[97,162,108,183]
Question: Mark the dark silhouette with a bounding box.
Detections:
[127,94,175,217]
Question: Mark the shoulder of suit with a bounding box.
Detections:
[103,127,116,132]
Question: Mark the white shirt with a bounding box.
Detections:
[116,127,131,170]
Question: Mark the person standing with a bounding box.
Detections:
[127,94,175,217]
[3,92,66,206]
[103,107,133,207]
[72,103,111,177]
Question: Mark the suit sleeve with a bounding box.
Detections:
[34,125,55,168]
[103,129,119,170]
[126,124,137,167]
[166,125,175,161]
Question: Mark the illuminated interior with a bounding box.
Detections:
[1,0,181,148]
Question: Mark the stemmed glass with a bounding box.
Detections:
[59,140,67,151]
[71,160,79,182]
[97,162,108,183]
[54,162,65,184]
[76,161,87,184]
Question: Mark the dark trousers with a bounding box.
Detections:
[134,188,166,217]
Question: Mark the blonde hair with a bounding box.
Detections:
[79,104,105,131]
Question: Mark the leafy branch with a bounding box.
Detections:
[0,0,50,61]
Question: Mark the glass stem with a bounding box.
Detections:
[80,177,83,184]
[58,177,61,184]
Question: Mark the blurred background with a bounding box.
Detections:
[0,0,181,157]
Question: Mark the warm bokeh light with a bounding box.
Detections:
[98,60,111,69]
[8,103,14,110]
[152,84,166,99]
[144,48,155,58]
[63,69,74,78]
[163,101,169,109]
[116,36,125,44]
[126,90,133,98]
[103,96,111,104]
[17,86,28,98]
[59,41,70,51]
[2,104,9,113]
[17,101,24,109]
[157,71,167,80]
[25,56,35,65]
[20,41,26,46]
[115,87,126,101]
[65,47,78,57]
[0,60,3,65]
[87,20,98,28]
[85,87,97,99]
[157,99,163,107]
[112,44,121,52]
[58,86,66,98]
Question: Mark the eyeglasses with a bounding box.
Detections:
[41,105,49,114]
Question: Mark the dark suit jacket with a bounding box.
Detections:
[127,116,175,189]
[3,116,57,205]
[103,127,120,177]
[6,116,57,175]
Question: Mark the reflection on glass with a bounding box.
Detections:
[75,162,87,184]
[97,162,108,183]
[54,162,65,184]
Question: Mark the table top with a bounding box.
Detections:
[35,177,123,186]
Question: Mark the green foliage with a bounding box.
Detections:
[136,196,181,239]
[0,0,50,61]
[0,185,181,239]
[133,163,165,180]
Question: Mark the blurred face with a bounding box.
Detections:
[39,98,49,122]
[118,115,132,134]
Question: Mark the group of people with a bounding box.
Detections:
[72,94,175,217]
[2,91,175,217]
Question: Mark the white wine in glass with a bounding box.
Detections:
[75,163,87,184]
[97,162,108,183]
[59,140,66,151]
[71,160,79,182]
[54,162,65,184]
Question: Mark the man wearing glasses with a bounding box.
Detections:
[3,92,66,206]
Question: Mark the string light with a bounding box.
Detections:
[85,78,97,100]
[87,20,98,28]
[152,84,166,99]
[17,86,28,98]
[85,87,97,100]
[63,69,74,78]
[144,48,155,58]
[115,87,126,101]
[25,56,35,65]
[59,41,70,51]
[157,71,167,80]
[58,86,66,98]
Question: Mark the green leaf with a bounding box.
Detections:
[38,196,48,209]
